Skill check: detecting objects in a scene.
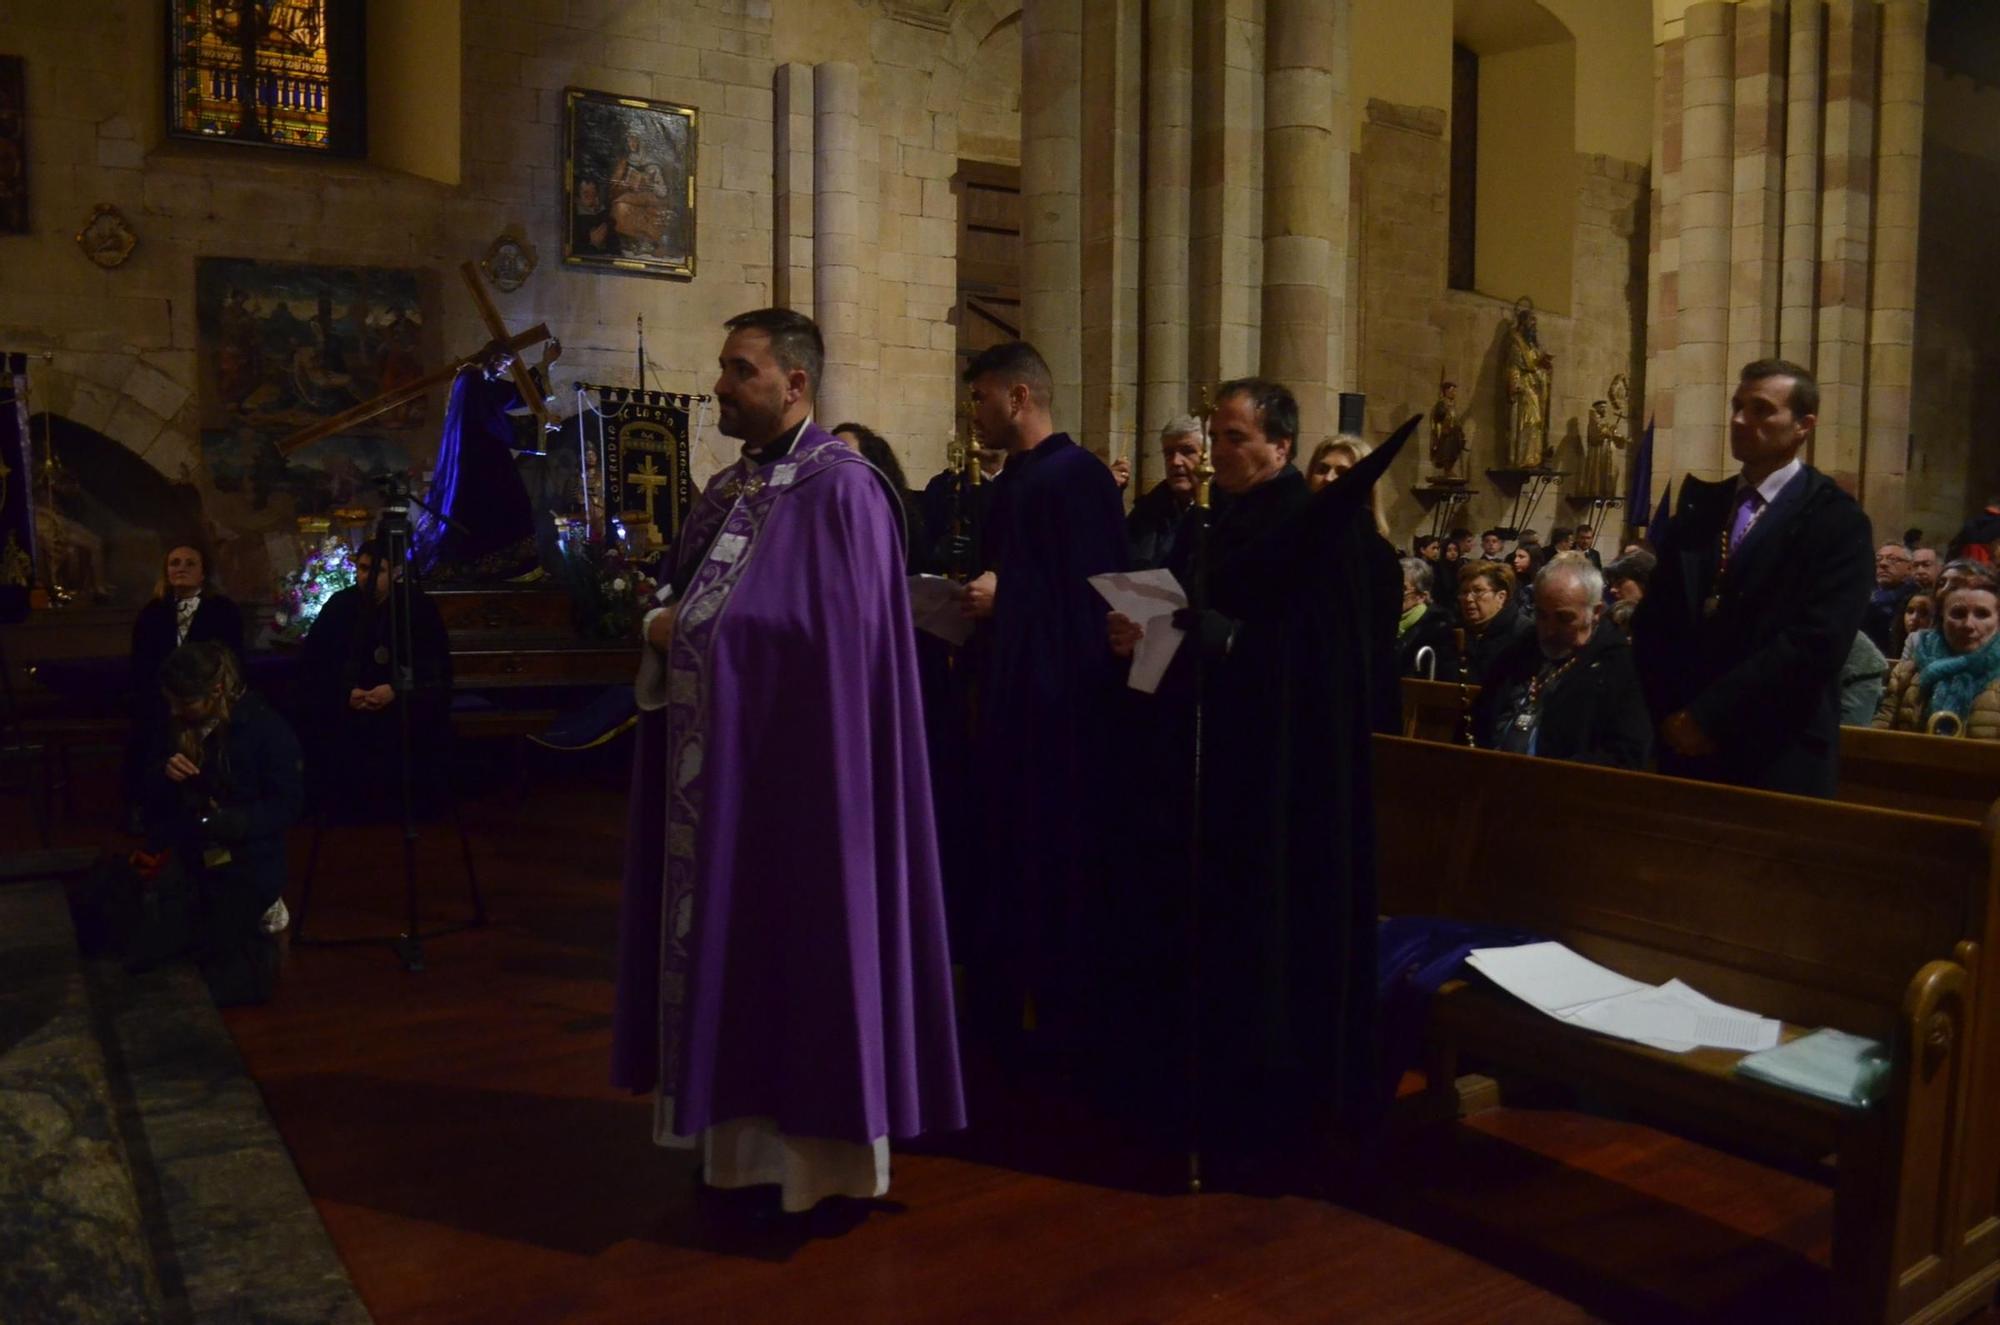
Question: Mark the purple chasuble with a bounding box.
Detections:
[611,422,966,1146]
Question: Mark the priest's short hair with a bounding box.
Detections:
[724,307,824,392]
[962,340,1053,407]
[1214,376,1299,452]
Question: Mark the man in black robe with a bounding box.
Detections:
[300,540,453,822]
[1126,416,1202,571]
[1108,380,1407,1139]
[960,340,1128,1046]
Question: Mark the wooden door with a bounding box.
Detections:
[952,160,1022,430]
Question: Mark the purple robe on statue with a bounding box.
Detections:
[611,421,966,1156]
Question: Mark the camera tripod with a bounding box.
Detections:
[293,475,486,972]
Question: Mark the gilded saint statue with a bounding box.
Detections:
[1578,373,1631,499]
[1427,378,1470,483]
[1502,300,1554,469]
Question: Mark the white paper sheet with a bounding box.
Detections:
[1467,943,1783,1054]
[907,574,976,647]
[1465,942,1649,1016]
[1089,570,1189,694]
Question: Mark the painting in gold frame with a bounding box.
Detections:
[562,87,696,280]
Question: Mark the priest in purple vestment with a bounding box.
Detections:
[611,308,965,1214]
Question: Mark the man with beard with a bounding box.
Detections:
[611,308,964,1213]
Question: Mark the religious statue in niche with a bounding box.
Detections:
[1501,298,1554,469]
[1427,377,1470,484]
[0,57,26,235]
[1577,373,1631,499]
[562,87,697,279]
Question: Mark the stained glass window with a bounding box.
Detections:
[169,1,363,155]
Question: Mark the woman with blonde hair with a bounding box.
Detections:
[1307,434,1389,535]
[1875,578,2000,739]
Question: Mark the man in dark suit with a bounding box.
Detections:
[1633,359,1873,797]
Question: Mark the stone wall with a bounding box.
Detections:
[1908,61,2000,539]
[0,0,998,602]
[1357,101,1648,547]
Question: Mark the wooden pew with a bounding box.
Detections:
[1374,734,2000,1324]
[1838,725,2000,824]
[1399,676,2000,824]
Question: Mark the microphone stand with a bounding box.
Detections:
[1184,386,1216,1195]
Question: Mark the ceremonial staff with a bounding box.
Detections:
[1184,384,1216,1195]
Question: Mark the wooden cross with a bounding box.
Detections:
[627,453,670,523]
[276,261,557,457]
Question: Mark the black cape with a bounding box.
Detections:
[1116,421,1412,1132]
[299,582,454,819]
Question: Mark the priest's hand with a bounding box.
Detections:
[1108,611,1142,658]
[359,684,395,711]
[961,572,997,620]
[1660,709,1716,757]
[165,753,200,783]
[645,605,678,653]
[1109,457,1131,491]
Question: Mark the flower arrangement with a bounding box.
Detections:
[558,536,658,640]
[273,537,357,641]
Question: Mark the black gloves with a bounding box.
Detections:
[1171,607,1238,659]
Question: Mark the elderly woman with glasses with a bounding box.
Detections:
[1455,560,1532,685]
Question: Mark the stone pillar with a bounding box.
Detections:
[1326,0,1352,399]
[1864,0,1927,523]
[1080,0,1142,465]
[1259,0,1337,443]
[1778,0,1822,365]
[1814,0,1879,485]
[1190,0,1262,389]
[1727,1,1787,374]
[773,63,814,317]
[1141,0,1193,489]
[1647,35,1685,490]
[1021,0,1084,431]
[812,62,876,425]
[1675,2,1735,479]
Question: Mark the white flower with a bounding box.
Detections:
[273,610,290,626]
[611,577,628,592]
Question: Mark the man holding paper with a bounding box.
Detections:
[960,339,1129,1046]
[1107,378,1407,1137]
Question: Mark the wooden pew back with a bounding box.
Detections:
[1374,735,1993,1043]
[1400,676,2000,824]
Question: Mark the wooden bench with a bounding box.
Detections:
[1374,734,2000,1324]
[1400,676,2000,824]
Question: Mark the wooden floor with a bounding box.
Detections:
[6,742,1958,1323]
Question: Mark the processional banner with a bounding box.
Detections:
[587,385,697,546]
[0,353,37,622]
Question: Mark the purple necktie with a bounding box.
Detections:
[1729,486,1765,550]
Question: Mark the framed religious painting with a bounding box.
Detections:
[562,87,696,279]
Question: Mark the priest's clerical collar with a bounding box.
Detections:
[745,414,811,465]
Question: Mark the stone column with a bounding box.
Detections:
[1080,0,1142,465]
[1864,0,1927,522]
[1021,0,1084,431]
[773,63,814,317]
[1778,0,1822,365]
[1190,0,1262,388]
[813,62,876,425]
[1259,0,1337,442]
[1675,3,1735,480]
[1647,34,1685,487]
[1141,0,1194,489]
[1814,0,1879,485]
[1727,1,1787,374]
